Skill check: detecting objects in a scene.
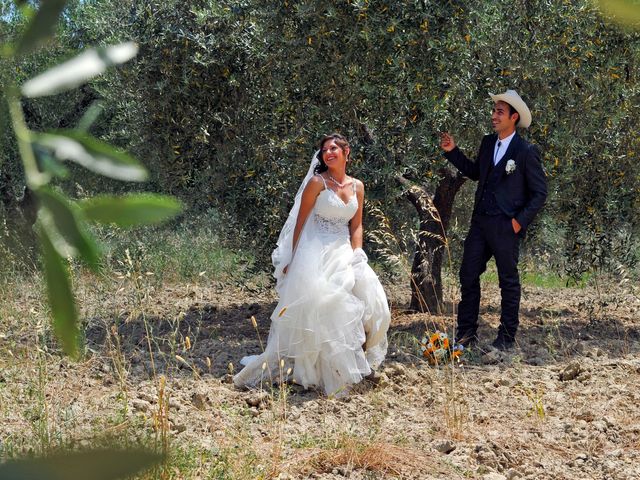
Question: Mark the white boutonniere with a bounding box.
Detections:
[505,159,516,174]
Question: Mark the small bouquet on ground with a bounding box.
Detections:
[420,331,464,365]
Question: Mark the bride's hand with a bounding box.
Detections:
[283,265,289,274]
[351,248,368,266]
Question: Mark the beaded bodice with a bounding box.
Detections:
[313,182,358,237]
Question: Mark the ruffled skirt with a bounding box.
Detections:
[233,232,390,397]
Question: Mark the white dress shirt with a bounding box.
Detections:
[493,131,516,165]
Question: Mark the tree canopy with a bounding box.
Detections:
[2,0,639,278]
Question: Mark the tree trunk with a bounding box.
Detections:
[402,169,466,313]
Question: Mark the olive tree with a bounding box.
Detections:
[68,0,640,310]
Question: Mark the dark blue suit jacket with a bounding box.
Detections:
[444,133,547,234]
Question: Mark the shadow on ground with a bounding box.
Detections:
[85,300,276,379]
[389,304,640,366]
[84,295,640,386]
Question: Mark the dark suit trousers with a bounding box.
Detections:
[457,214,521,342]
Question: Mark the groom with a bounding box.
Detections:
[440,90,547,350]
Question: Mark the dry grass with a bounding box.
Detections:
[288,437,449,478]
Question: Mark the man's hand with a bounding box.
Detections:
[512,218,522,234]
[440,132,456,152]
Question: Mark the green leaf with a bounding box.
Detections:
[36,221,78,358]
[21,42,138,97]
[14,0,68,57]
[33,146,69,179]
[81,194,183,228]
[76,101,104,132]
[0,448,164,480]
[37,187,101,272]
[33,131,148,182]
[597,0,640,28]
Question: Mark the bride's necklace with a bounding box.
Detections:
[328,174,349,188]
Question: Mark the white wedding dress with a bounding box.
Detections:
[234,166,390,397]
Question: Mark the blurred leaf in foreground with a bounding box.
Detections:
[76,101,104,132]
[3,0,183,360]
[36,220,79,358]
[596,0,640,28]
[81,194,184,228]
[14,0,68,57]
[0,448,164,480]
[37,187,101,272]
[21,42,139,97]
[33,131,148,182]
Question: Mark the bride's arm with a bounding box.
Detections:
[349,179,365,250]
[291,175,324,255]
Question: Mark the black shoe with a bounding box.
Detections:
[456,332,478,348]
[491,336,515,351]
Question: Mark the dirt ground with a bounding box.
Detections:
[1,274,639,479]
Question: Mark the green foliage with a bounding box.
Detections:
[98,209,255,281]
[68,0,639,278]
[1,0,639,281]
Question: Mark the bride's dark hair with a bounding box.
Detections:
[314,133,350,174]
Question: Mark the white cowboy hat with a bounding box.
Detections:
[490,89,532,129]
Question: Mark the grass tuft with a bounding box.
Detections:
[290,436,442,478]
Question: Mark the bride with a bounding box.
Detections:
[234,133,390,396]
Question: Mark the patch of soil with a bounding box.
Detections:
[2,279,639,479]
